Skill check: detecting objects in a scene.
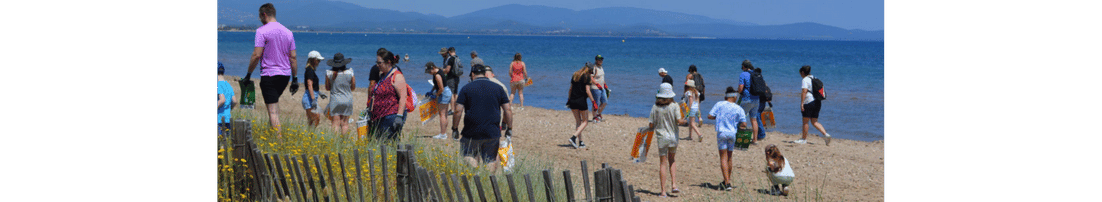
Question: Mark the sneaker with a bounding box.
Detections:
[568,136,580,149]
[579,141,587,149]
[726,182,734,190]
[793,139,807,144]
[432,134,447,139]
[717,182,727,190]
[824,133,832,146]
[447,110,454,116]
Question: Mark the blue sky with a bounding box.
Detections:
[345,0,884,31]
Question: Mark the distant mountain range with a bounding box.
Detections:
[218,0,883,41]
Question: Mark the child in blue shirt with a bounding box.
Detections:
[707,86,748,191]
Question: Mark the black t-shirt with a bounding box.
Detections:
[569,76,592,102]
[369,64,401,83]
[369,64,380,82]
[456,78,509,140]
[662,75,674,85]
[304,67,320,92]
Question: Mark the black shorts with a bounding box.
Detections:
[567,98,588,110]
[260,75,290,104]
[801,100,822,118]
[460,138,500,163]
[445,76,459,94]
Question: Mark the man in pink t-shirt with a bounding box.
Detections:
[244,3,297,136]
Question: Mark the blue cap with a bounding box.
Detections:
[218,62,225,74]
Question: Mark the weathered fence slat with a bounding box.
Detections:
[562,170,575,202]
[253,149,270,200]
[542,170,556,202]
[382,146,390,202]
[290,156,308,202]
[367,149,378,202]
[506,174,519,202]
[593,169,610,202]
[461,175,475,202]
[312,156,328,201]
[273,155,291,200]
[354,149,366,202]
[611,169,622,202]
[489,175,504,202]
[441,173,455,202]
[618,180,629,202]
[325,154,338,202]
[419,167,437,202]
[396,149,409,202]
[266,154,285,199]
[474,175,488,202]
[303,154,319,202]
[630,185,639,202]
[339,153,353,202]
[580,161,591,202]
[428,170,444,202]
[451,174,466,202]
[523,174,536,202]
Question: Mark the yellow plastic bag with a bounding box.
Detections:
[498,137,515,172]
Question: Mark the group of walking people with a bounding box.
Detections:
[219,2,837,198]
[638,59,834,196]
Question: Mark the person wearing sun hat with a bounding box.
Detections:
[301,50,327,128]
[658,68,674,85]
[643,82,688,197]
[217,62,236,136]
[325,53,356,134]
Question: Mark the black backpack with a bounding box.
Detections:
[748,71,772,102]
[692,72,705,101]
[810,76,826,101]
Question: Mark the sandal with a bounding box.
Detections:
[671,188,681,193]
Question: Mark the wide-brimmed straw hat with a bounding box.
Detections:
[685,80,695,88]
[657,83,675,98]
[326,53,352,67]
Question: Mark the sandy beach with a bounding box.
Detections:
[225,76,884,201]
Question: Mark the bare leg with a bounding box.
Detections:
[750,118,758,143]
[438,103,449,135]
[659,155,668,196]
[266,102,282,137]
[810,118,829,136]
[508,87,516,103]
[330,115,340,133]
[571,109,589,142]
[518,88,524,107]
[718,150,730,184]
[801,117,811,140]
[340,115,351,134]
[669,151,679,191]
[689,119,703,141]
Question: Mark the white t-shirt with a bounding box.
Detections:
[775,158,794,178]
[590,65,605,89]
[801,75,815,104]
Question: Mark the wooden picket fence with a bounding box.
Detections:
[221,119,641,202]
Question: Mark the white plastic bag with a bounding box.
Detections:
[498,137,515,172]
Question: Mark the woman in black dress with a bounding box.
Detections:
[566,63,595,149]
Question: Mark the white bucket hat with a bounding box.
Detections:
[657,83,675,98]
[658,68,668,74]
[308,50,325,60]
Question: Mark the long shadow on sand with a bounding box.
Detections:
[692,182,724,191]
[635,189,677,197]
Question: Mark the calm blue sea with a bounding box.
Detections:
[218,31,884,141]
